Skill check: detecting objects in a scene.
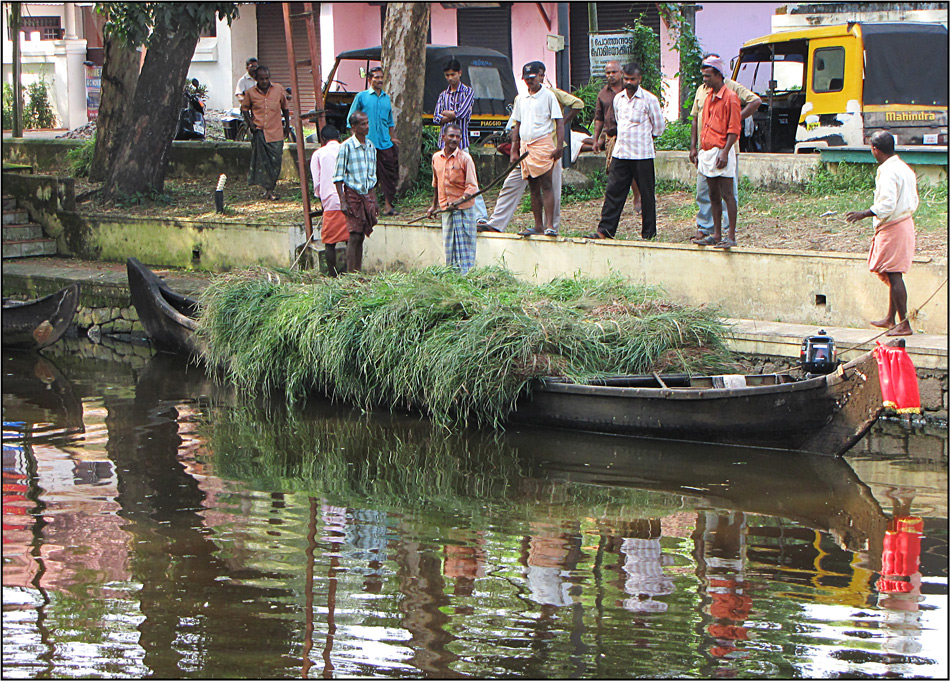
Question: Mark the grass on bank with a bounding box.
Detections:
[197,266,735,427]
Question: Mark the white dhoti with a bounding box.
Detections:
[698,146,737,178]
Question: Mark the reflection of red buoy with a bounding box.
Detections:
[878,516,922,594]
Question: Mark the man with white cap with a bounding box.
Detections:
[692,54,741,249]
[688,53,761,244]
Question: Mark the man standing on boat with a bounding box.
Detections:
[334,111,378,273]
[688,52,761,245]
[242,65,290,201]
[846,130,919,336]
[593,60,642,215]
[689,55,741,249]
[427,123,480,273]
[347,66,400,216]
[590,61,665,241]
[310,124,348,277]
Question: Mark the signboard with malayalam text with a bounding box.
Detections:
[588,31,636,80]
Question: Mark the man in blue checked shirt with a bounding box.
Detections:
[334,111,379,273]
[347,66,400,216]
[433,58,488,221]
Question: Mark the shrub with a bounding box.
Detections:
[24,79,56,129]
[2,83,14,130]
[804,161,875,196]
[655,120,691,151]
[571,78,602,131]
[66,134,96,177]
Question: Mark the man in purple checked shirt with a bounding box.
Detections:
[433,58,488,220]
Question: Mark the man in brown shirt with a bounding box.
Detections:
[241,65,289,200]
[592,60,641,212]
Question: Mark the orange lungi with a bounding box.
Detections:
[320,209,348,245]
[520,136,556,179]
[868,215,915,282]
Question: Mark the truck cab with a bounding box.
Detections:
[731,23,948,153]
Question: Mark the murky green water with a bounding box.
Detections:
[3,341,947,679]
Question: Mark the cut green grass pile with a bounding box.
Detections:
[197,266,736,427]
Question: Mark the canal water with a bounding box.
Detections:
[3,342,947,679]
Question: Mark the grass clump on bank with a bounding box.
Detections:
[196,267,736,427]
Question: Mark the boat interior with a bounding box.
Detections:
[553,373,796,389]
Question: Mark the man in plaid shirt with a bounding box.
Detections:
[333,111,378,272]
[590,62,665,240]
[433,58,488,221]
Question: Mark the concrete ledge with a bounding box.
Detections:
[366,222,948,336]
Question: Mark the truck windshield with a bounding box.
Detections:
[734,43,807,96]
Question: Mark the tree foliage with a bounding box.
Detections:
[97,2,238,47]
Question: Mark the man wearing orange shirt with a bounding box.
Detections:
[427,123,480,273]
[242,65,290,200]
[693,55,741,249]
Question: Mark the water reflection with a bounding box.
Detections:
[2,345,947,679]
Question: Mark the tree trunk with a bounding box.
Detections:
[101,20,199,201]
[90,33,141,183]
[381,3,429,195]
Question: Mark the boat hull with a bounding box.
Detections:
[126,258,203,357]
[2,284,80,350]
[511,347,885,456]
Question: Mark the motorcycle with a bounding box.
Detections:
[175,78,206,141]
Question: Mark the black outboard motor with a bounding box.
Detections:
[800,330,838,375]
[176,78,206,140]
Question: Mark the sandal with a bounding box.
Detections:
[714,238,737,249]
[518,228,543,237]
[694,235,717,246]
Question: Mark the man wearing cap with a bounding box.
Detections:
[478,61,582,236]
[508,61,564,237]
[590,61,665,241]
[688,53,761,244]
[692,55,741,249]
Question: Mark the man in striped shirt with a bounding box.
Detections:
[591,61,665,241]
[433,58,488,221]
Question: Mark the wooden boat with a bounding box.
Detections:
[511,345,890,457]
[126,257,203,357]
[2,283,80,350]
[120,258,895,456]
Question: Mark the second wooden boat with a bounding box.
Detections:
[2,283,80,350]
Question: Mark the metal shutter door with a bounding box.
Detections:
[456,6,512,63]
[256,2,318,113]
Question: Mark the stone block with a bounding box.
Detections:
[91,307,111,325]
[112,319,132,333]
[918,378,944,411]
[87,325,101,343]
[562,168,594,192]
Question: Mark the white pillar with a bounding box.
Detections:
[64,39,89,129]
[63,3,78,40]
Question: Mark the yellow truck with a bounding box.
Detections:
[731,22,948,152]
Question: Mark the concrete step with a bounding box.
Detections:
[3,209,29,225]
[2,238,57,259]
[3,224,46,241]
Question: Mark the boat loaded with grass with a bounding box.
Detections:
[125,262,904,457]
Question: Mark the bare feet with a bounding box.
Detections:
[870,318,893,329]
[885,320,913,336]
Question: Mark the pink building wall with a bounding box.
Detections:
[695,3,783,63]
[325,3,383,92]
[430,4,456,45]
[511,2,560,92]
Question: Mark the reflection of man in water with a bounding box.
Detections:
[523,521,582,607]
[698,512,752,664]
[878,490,924,655]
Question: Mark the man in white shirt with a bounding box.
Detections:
[846,130,919,336]
[591,62,665,240]
[234,57,258,103]
[509,61,563,237]
[310,125,348,276]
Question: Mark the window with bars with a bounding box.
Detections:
[15,16,64,41]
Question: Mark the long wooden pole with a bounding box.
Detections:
[11,2,24,137]
[282,2,313,241]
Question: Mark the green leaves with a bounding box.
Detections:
[97,2,239,48]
